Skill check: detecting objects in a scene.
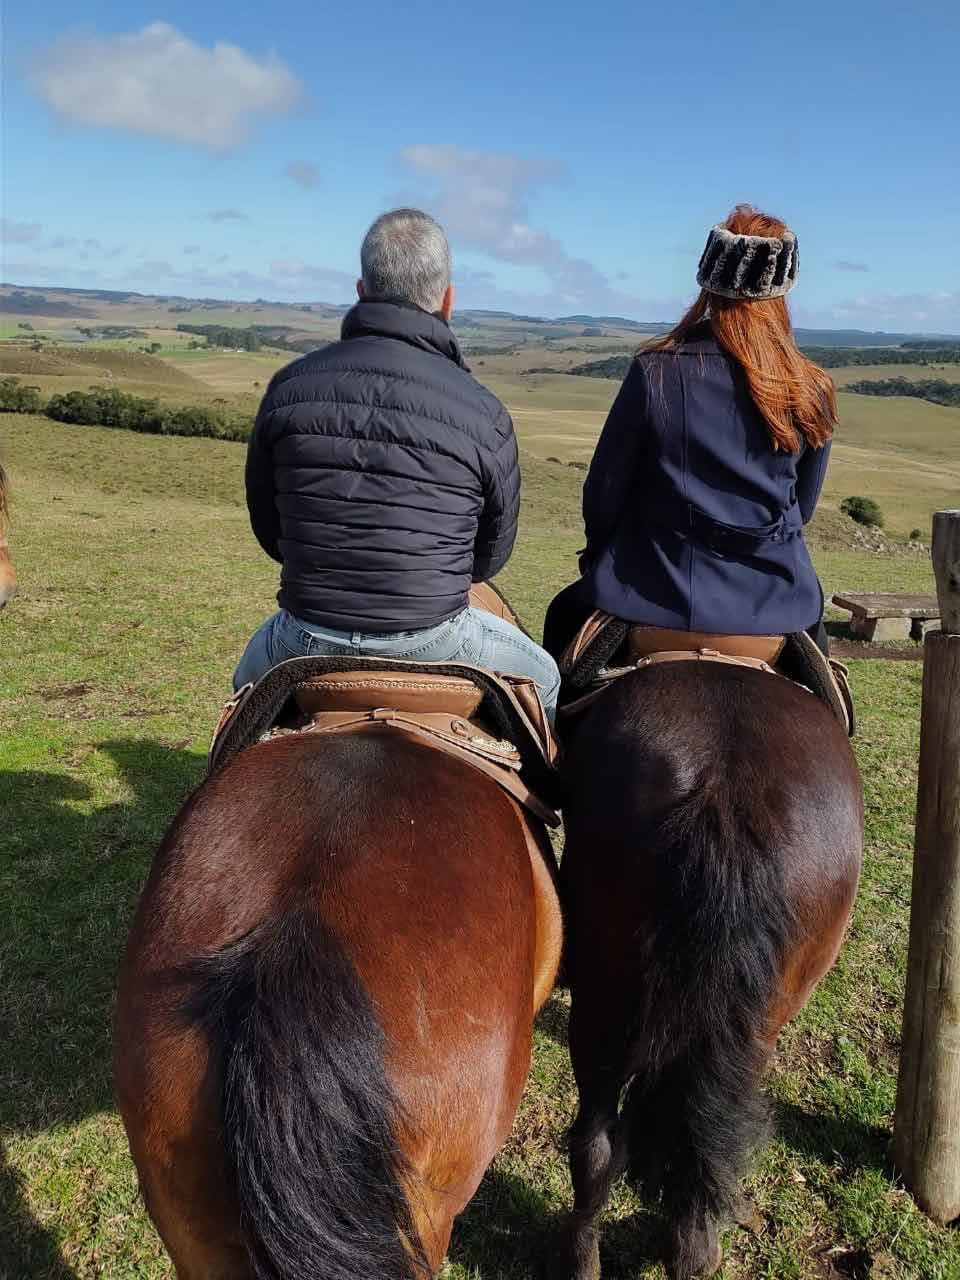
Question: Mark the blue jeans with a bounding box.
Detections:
[233,607,561,720]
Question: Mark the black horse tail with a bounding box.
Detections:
[622,786,797,1234]
[184,905,428,1280]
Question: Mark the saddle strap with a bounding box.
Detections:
[289,708,561,827]
[560,648,779,718]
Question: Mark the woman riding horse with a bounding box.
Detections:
[545,204,835,657]
[547,208,863,1279]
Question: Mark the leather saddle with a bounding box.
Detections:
[210,655,561,826]
[559,612,855,736]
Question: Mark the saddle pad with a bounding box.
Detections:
[628,627,786,665]
[294,671,483,719]
[209,655,561,805]
[558,613,853,736]
[778,632,855,736]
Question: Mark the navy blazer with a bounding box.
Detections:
[581,327,830,635]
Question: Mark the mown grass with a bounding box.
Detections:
[0,415,955,1279]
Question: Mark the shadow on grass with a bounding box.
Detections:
[0,738,203,1278]
[0,1149,79,1280]
[535,991,570,1048]
[448,1164,669,1280]
[775,1099,891,1174]
[449,1166,555,1277]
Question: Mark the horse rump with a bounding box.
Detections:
[181,903,429,1280]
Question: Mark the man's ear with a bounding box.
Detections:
[356,279,366,299]
[439,283,454,322]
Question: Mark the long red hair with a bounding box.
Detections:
[649,205,836,452]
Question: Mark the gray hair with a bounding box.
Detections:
[360,208,452,312]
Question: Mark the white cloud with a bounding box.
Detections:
[829,290,960,331]
[31,22,303,149]
[141,259,175,276]
[399,144,664,315]
[1,219,42,244]
[285,162,321,189]
[793,290,960,333]
[269,260,356,290]
[113,256,355,303]
[400,145,565,268]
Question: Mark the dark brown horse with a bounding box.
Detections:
[0,462,16,609]
[549,661,862,1280]
[115,728,562,1279]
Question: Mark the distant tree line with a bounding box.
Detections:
[78,325,147,340]
[800,345,960,368]
[845,378,960,408]
[176,324,265,351]
[175,323,326,356]
[563,355,632,379]
[561,345,960,380]
[0,375,253,441]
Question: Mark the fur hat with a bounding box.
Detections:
[696,224,799,300]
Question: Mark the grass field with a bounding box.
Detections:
[0,409,955,1279]
[5,333,956,542]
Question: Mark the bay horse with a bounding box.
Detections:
[115,728,562,1278]
[0,462,16,608]
[549,661,862,1280]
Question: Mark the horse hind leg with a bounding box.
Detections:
[129,1146,253,1274]
[548,1079,627,1280]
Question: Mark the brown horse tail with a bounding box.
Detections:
[621,788,797,1236]
[183,904,429,1280]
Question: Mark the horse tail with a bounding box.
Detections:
[621,786,796,1230]
[184,904,427,1280]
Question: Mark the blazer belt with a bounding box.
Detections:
[646,501,799,556]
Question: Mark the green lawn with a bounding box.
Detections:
[0,415,955,1278]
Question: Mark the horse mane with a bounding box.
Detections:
[0,462,8,530]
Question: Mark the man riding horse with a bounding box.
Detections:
[235,207,560,720]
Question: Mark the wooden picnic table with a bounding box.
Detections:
[831,592,940,641]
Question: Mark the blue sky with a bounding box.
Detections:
[3,1,958,331]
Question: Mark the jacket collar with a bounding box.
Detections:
[341,296,468,368]
[676,319,723,354]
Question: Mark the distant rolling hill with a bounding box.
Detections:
[3,282,959,348]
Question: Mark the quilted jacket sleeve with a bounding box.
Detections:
[472,411,521,583]
[245,394,283,564]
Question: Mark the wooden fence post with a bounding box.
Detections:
[893,508,960,1224]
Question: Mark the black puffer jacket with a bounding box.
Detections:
[245,298,520,632]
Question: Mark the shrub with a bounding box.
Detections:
[0,376,46,414]
[47,388,166,432]
[44,386,254,441]
[910,527,923,541]
[161,404,224,437]
[840,496,885,528]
